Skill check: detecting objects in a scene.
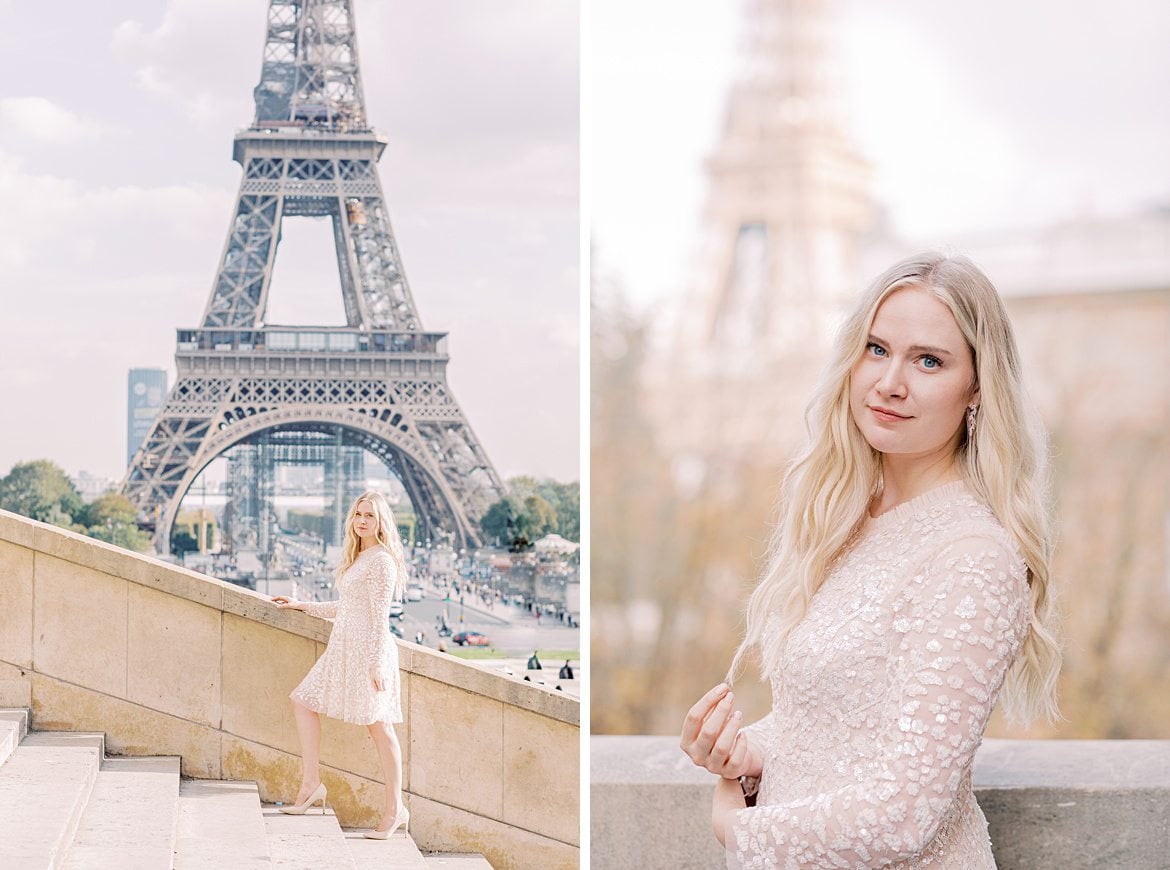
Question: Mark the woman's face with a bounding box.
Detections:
[352,499,379,542]
[849,285,978,464]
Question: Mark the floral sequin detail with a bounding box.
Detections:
[290,547,403,725]
[729,482,1028,869]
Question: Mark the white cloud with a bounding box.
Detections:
[111,0,256,125]
[0,97,106,144]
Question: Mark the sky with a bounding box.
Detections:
[593,0,1170,309]
[0,0,580,485]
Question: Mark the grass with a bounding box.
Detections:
[445,648,580,661]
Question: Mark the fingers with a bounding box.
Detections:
[723,729,749,778]
[681,689,734,769]
[693,691,734,762]
[708,708,743,774]
[681,683,729,745]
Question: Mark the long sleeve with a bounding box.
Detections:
[299,599,339,619]
[365,552,398,680]
[738,710,778,781]
[727,533,1028,869]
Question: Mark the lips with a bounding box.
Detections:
[869,405,912,422]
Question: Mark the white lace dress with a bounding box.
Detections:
[727,482,1030,869]
[290,546,403,725]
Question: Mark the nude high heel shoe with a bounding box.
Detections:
[278,782,327,814]
[363,805,409,839]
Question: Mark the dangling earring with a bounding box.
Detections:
[966,404,978,441]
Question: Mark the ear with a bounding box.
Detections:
[970,381,981,409]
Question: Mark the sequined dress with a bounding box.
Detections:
[727,482,1029,869]
[290,546,403,725]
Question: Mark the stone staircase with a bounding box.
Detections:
[0,709,493,869]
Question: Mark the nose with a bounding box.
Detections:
[875,360,907,398]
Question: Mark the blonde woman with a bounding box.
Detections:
[680,253,1061,868]
[271,490,410,840]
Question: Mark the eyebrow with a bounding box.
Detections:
[868,334,954,357]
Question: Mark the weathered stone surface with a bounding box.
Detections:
[0,540,34,668]
[0,660,32,708]
[410,793,577,870]
[33,555,128,697]
[32,674,222,779]
[222,732,395,829]
[502,703,579,846]
[221,612,318,755]
[0,511,579,866]
[591,735,1170,870]
[127,584,222,727]
[408,675,503,821]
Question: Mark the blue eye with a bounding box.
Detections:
[867,342,886,357]
[921,355,942,370]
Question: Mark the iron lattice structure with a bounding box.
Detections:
[123,0,505,552]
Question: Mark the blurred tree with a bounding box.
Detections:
[480,498,516,545]
[0,460,84,524]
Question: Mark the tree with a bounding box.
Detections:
[0,461,84,524]
[517,493,557,541]
[480,499,516,545]
[83,493,151,552]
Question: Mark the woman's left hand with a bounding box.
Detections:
[371,670,386,692]
[712,775,747,847]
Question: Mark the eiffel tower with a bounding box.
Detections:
[649,0,875,468]
[123,0,505,553]
[690,0,872,355]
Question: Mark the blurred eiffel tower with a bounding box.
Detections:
[654,0,874,473]
[122,0,504,553]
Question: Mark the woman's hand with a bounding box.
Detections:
[271,596,305,611]
[370,669,386,693]
[680,683,760,780]
[712,774,747,847]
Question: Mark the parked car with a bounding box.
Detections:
[389,602,404,620]
[406,584,424,602]
[452,631,490,647]
[389,622,404,639]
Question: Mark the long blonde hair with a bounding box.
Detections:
[727,252,1061,724]
[337,490,408,599]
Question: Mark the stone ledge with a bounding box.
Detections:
[591,735,1170,870]
[0,509,576,726]
[0,508,579,865]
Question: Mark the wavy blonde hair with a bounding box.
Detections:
[727,252,1061,723]
[337,490,407,599]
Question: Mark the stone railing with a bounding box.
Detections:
[0,510,578,870]
[591,735,1170,869]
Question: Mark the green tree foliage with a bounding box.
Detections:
[0,462,151,552]
[480,499,516,544]
[82,493,152,552]
[479,478,580,547]
[0,460,84,524]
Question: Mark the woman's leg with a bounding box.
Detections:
[291,698,323,801]
[366,720,404,825]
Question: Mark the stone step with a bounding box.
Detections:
[62,755,181,870]
[0,731,105,870]
[422,855,495,869]
[175,779,271,869]
[0,708,29,769]
[343,827,428,869]
[261,804,357,870]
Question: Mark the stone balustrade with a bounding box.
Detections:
[0,509,578,870]
[591,735,1170,869]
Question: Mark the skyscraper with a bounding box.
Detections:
[127,369,168,467]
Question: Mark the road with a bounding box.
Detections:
[396,592,579,658]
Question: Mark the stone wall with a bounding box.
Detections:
[0,509,579,870]
[591,735,1170,870]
